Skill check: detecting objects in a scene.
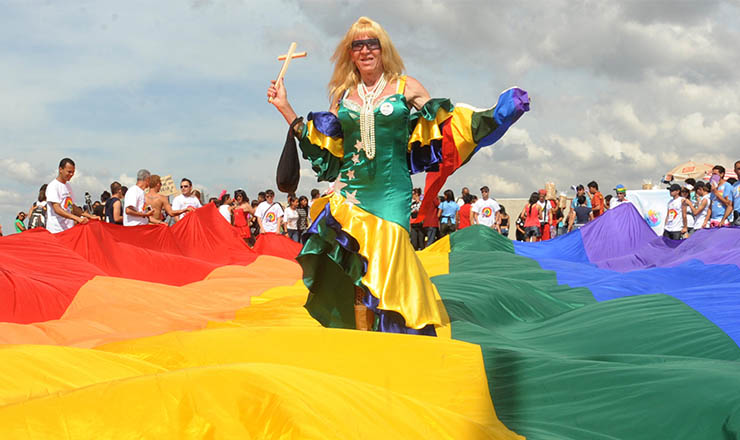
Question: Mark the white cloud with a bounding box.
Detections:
[0,189,22,203]
[678,112,740,146]
[480,174,524,197]
[0,159,41,184]
[596,133,658,170]
[611,102,658,138]
[550,135,594,162]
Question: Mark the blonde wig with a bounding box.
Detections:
[328,17,405,104]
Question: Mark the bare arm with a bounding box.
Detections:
[268,78,299,125]
[719,192,733,225]
[704,205,712,228]
[403,76,431,111]
[51,202,86,224]
[125,205,153,218]
[163,197,189,218]
[241,204,255,215]
[567,211,575,232]
[112,200,123,223]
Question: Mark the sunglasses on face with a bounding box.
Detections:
[181,185,190,189]
[351,38,381,52]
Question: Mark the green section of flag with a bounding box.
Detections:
[435,227,740,440]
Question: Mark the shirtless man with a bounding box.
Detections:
[146,174,192,224]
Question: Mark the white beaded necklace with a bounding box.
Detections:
[357,74,387,161]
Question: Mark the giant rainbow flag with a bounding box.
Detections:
[1,203,739,439]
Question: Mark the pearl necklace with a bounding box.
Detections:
[357,74,387,160]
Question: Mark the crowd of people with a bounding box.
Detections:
[405,160,740,247]
[8,157,329,246]
[6,158,740,246]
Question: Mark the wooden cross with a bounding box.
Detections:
[268,42,307,103]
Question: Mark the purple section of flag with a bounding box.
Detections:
[580,204,740,271]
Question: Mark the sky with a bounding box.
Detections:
[2,0,740,233]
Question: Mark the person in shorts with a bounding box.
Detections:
[521,192,541,242]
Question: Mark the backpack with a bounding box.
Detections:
[28,204,47,229]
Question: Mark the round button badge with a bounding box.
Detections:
[380,102,394,116]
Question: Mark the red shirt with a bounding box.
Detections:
[422,197,440,228]
[591,191,605,217]
[458,204,472,229]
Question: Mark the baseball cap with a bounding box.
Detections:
[538,189,546,195]
[668,184,681,192]
[614,184,626,193]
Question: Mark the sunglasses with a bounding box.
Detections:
[180,185,190,188]
[351,38,381,52]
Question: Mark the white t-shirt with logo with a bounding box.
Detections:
[665,197,684,232]
[172,194,202,219]
[693,194,710,228]
[472,198,500,227]
[255,201,284,233]
[45,178,75,233]
[123,185,149,226]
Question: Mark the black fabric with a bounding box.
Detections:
[105,197,122,225]
[276,117,303,194]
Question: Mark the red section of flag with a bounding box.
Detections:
[0,204,301,324]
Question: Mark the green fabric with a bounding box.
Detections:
[470,107,499,144]
[406,98,454,135]
[337,93,413,230]
[449,224,515,253]
[297,212,366,329]
[298,124,343,182]
[434,227,740,440]
[14,219,24,233]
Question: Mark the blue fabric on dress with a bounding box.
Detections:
[307,111,343,137]
[407,137,443,174]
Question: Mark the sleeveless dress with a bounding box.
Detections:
[296,76,529,334]
[233,206,251,239]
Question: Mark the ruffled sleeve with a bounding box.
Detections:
[410,87,530,221]
[298,112,344,182]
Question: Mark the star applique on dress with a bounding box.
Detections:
[346,169,355,180]
[351,154,360,164]
[354,140,364,152]
[344,190,361,205]
[333,178,348,193]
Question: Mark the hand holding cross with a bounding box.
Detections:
[268,42,307,104]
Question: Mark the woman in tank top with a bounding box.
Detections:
[521,192,541,242]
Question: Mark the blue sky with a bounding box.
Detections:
[1,0,739,233]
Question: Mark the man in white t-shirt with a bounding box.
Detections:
[471,186,501,232]
[663,184,685,240]
[171,178,202,222]
[123,169,154,226]
[255,189,284,234]
[45,158,96,233]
